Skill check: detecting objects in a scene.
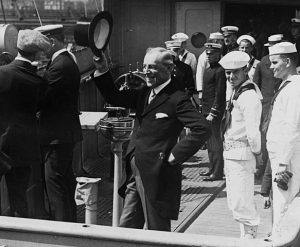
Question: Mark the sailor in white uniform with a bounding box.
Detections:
[266,42,300,239]
[219,51,262,239]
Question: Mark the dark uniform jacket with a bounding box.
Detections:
[202,62,226,119]
[294,35,300,67]
[39,51,82,144]
[0,60,46,167]
[253,55,281,121]
[94,72,210,220]
[172,60,195,95]
[223,42,239,55]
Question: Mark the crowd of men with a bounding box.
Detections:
[0,16,300,243]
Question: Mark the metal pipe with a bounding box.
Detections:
[112,141,123,227]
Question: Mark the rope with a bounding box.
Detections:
[100,0,104,11]
[32,0,42,26]
[0,0,6,24]
[94,0,99,12]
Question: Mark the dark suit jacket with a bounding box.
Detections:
[202,62,226,119]
[0,60,46,167]
[39,51,82,144]
[94,72,210,220]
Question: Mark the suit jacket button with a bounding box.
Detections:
[159,152,165,160]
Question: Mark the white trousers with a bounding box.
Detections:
[224,158,260,226]
[268,151,300,236]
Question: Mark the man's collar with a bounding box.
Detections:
[51,48,77,64]
[179,49,188,59]
[15,56,32,64]
[152,78,171,94]
[51,48,67,61]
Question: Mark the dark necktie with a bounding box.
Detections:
[148,89,157,104]
[261,80,291,135]
[46,60,52,69]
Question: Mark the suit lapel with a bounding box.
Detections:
[142,93,169,116]
[141,82,173,117]
[135,87,150,117]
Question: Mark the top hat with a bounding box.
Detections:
[73,11,113,57]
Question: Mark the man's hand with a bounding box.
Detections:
[275,170,293,185]
[274,164,293,190]
[275,164,292,184]
[206,114,214,122]
[263,196,271,209]
[93,51,109,74]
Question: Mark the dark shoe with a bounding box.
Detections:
[199,170,212,176]
[203,174,223,181]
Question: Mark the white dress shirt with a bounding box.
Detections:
[148,79,171,104]
[267,75,300,164]
[195,51,209,94]
[224,80,262,160]
[15,56,32,64]
[248,58,260,82]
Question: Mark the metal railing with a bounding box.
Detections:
[0,196,300,247]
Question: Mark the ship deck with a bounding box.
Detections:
[76,148,272,238]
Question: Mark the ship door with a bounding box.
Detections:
[175,1,221,57]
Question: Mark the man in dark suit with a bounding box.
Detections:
[92,47,210,231]
[0,29,51,217]
[35,25,82,222]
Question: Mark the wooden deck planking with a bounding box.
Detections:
[185,184,273,238]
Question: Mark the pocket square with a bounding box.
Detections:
[155,113,168,119]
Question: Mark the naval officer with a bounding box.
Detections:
[221,26,239,55]
[200,42,226,181]
[171,32,197,79]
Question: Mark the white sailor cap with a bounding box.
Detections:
[221,26,239,36]
[219,51,250,70]
[204,42,222,53]
[291,18,300,27]
[165,40,182,49]
[209,32,224,40]
[34,24,64,36]
[171,32,189,41]
[17,29,51,53]
[264,34,284,47]
[237,35,256,46]
[269,42,297,56]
